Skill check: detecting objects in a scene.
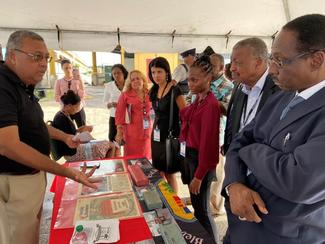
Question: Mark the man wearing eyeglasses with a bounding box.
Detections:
[0,30,98,244]
[222,14,325,244]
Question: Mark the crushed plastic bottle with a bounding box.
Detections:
[71,225,88,244]
[149,108,155,120]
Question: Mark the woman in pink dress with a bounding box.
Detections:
[54,59,86,127]
[115,70,153,159]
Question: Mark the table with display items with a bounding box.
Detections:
[49,156,214,244]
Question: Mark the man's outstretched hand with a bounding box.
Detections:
[65,162,102,189]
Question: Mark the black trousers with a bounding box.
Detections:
[70,107,86,127]
[108,116,117,141]
[181,148,217,241]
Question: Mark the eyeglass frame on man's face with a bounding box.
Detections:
[13,48,52,63]
[269,49,324,68]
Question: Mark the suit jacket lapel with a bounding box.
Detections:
[229,75,278,137]
[257,75,279,112]
[226,83,240,116]
[232,88,247,136]
[270,87,325,140]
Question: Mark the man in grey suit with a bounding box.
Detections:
[223,38,279,154]
[222,14,325,243]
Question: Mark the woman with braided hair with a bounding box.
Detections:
[179,55,220,242]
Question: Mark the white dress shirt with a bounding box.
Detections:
[172,64,188,83]
[239,69,269,131]
[297,79,325,99]
[103,81,122,117]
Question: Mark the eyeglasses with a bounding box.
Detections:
[269,50,323,68]
[14,49,52,63]
[230,61,243,68]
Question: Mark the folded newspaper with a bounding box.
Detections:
[125,104,132,124]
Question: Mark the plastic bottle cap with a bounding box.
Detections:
[76,225,84,232]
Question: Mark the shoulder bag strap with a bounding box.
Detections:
[168,87,175,136]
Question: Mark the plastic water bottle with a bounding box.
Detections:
[84,142,92,160]
[71,225,88,244]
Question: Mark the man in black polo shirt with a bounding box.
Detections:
[0,30,98,244]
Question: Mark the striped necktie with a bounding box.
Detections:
[280,95,305,120]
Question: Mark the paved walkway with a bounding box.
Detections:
[39,85,227,244]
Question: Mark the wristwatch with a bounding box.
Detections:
[225,185,231,196]
[225,183,237,196]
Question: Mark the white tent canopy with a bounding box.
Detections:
[0,0,324,53]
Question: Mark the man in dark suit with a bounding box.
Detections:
[223,38,279,154]
[223,14,325,243]
[222,36,280,244]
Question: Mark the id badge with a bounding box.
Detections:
[143,118,150,129]
[153,128,160,142]
[180,141,186,157]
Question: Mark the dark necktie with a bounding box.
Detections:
[280,95,305,120]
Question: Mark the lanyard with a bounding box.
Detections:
[60,111,75,125]
[160,82,169,98]
[141,92,148,117]
[184,94,207,140]
[155,83,170,128]
[115,81,124,91]
[155,82,169,107]
[64,79,72,90]
[183,104,197,141]
[242,91,263,126]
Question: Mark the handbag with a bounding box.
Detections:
[165,88,181,172]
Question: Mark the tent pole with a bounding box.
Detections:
[92,52,98,85]
[49,50,57,88]
[0,26,273,40]
[121,47,125,65]
[282,0,291,21]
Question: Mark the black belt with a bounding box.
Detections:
[0,170,40,175]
